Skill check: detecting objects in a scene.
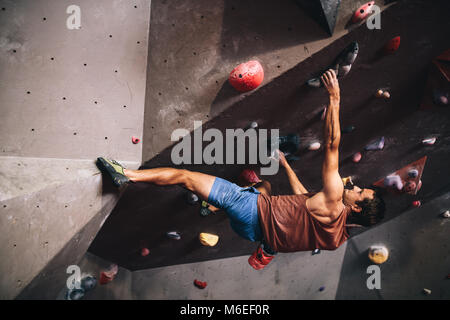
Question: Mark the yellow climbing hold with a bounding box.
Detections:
[368,245,389,264]
[199,233,219,247]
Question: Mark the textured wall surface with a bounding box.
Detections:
[0,0,150,299]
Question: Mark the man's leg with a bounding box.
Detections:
[123,168,216,201]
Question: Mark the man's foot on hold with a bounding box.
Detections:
[96,157,130,188]
[248,245,274,270]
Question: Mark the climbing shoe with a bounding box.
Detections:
[96,157,130,188]
[248,245,274,270]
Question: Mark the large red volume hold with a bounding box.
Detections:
[229,60,264,92]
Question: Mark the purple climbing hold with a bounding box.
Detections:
[319,286,325,292]
[365,136,385,151]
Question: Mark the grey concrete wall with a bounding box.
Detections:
[0,0,151,299]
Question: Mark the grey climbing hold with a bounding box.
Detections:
[166,231,181,240]
[441,210,450,218]
[365,136,385,151]
[312,248,321,255]
[65,288,85,300]
[186,192,199,205]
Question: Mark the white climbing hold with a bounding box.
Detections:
[423,288,432,295]
[441,210,450,218]
[309,142,321,151]
[422,137,436,145]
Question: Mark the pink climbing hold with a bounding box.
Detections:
[352,152,362,163]
[141,247,150,257]
[132,136,140,144]
[229,60,264,92]
[422,137,436,145]
[403,181,416,193]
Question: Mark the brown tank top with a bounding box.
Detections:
[257,192,351,253]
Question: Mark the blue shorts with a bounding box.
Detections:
[207,177,263,242]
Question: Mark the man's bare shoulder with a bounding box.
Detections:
[306,191,344,223]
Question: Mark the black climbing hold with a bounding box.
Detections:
[342,125,355,133]
[295,0,341,36]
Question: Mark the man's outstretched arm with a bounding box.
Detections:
[278,150,309,195]
[321,70,343,200]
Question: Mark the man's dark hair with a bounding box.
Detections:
[347,188,386,227]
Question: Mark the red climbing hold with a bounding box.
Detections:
[193,279,207,289]
[403,181,416,193]
[412,200,421,207]
[229,60,264,92]
[384,36,401,54]
[351,1,375,24]
[132,136,140,144]
[99,264,118,285]
[141,247,150,256]
[239,169,261,184]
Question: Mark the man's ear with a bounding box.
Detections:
[352,205,362,213]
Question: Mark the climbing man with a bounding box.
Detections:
[96,69,385,270]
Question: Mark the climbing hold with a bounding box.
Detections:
[65,288,85,300]
[166,231,181,240]
[408,169,419,178]
[382,91,390,99]
[403,181,416,193]
[239,169,261,184]
[352,152,362,163]
[80,275,97,291]
[200,201,213,217]
[273,134,301,160]
[308,142,321,151]
[375,89,384,98]
[132,136,140,144]
[99,264,118,285]
[342,176,354,187]
[229,60,264,92]
[368,245,389,264]
[422,137,436,145]
[312,248,321,255]
[307,42,359,87]
[365,136,385,151]
[383,175,403,190]
[186,192,199,205]
[319,286,325,292]
[412,200,421,207]
[193,279,207,289]
[383,36,401,55]
[342,125,355,134]
[432,89,448,106]
[423,288,432,295]
[249,121,258,129]
[199,233,219,247]
[441,210,450,218]
[141,247,150,256]
[351,1,375,24]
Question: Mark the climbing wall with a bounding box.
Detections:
[0,0,151,299]
[89,0,450,277]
